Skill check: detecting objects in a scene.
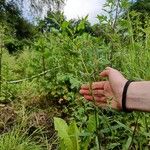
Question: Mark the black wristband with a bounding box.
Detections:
[122,80,134,112]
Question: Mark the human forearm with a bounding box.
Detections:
[127,81,150,112]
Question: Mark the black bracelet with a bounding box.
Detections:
[122,80,134,112]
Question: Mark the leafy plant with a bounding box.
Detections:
[54,115,97,150]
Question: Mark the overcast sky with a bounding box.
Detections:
[22,0,106,24]
[64,0,106,24]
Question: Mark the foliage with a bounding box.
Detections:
[0,0,150,149]
[54,116,97,150]
[130,0,150,14]
[39,13,92,38]
[0,0,36,53]
[38,11,66,32]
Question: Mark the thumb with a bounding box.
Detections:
[100,67,111,77]
[100,67,127,87]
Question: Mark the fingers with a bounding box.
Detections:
[83,95,107,103]
[80,89,104,95]
[83,95,108,109]
[80,84,107,103]
[81,81,105,90]
[95,102,107,108]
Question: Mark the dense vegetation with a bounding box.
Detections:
[0,0,150,149]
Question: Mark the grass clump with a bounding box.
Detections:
[0,127,42,150]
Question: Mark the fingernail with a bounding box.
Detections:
[79,90,82,94]
[106,67,111,70]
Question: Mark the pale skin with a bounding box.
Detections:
[80,67,150,112]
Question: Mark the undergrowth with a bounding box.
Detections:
[0,0,150,149]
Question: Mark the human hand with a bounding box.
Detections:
[79,67,127,110]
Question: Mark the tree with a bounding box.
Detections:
[0,0,36,53]
[10,0,65,19]
[129,0,150,30]
[39,10,66,32]
[130,0,150,14]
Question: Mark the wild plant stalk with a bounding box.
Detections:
[41,46,46,79]
[89,81,101,150]
[109,0,120,66]
[0,26,3,97]
[5,64,9,101]
[144,114,149,133]
[41,34,47,79]
[112,0,120,29]
[127,11,136,66]
[79,49,101,150]
[0,58,1,94]
[129,114,140,149]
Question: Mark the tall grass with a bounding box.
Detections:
[0,126,42,150]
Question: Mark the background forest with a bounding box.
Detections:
[0,0,150,149]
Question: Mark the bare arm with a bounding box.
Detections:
[80,67,150,112]
[127,81,150,112]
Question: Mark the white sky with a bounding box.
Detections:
[21,0,106,24]
[64,0,106,24]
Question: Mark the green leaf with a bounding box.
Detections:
[77,16,88,31]
[54,117,73,150]
[87,115,96,133]
[0,97,5,101]
[68,121,80,150]
[123,136,132,150]
[115,121,132,132]
[61,21,69,30]
[107,142,121,149]
[82,115,96,150]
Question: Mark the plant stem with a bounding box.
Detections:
[42,47,46,79]
[129,114,140,149]
[79,49,101,149]
[89,81,101,150]
[112,0,120,29]
[144,114,149,133]
[0,27,3,96]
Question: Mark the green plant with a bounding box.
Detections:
[54,115,97,150]
[0,127,42,150]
